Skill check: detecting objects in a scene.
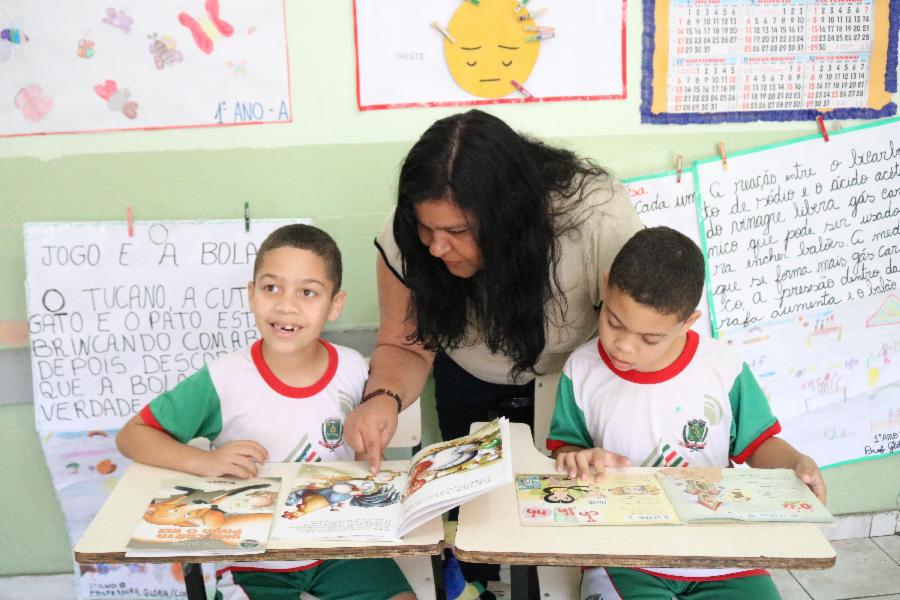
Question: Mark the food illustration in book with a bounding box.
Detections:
[126,476,279,555]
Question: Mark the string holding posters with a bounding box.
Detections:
[694,116,900,466]
[641,0,898,124]
[0,1,290,137]
[622,169,713,336]
[353,0,625,110]
[25,218,305,433]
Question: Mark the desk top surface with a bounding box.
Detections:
[454,423,837,569]
[74,461,444,565]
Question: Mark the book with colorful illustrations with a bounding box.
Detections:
[271,418,513,541]
[125,476,281,557]
[515,467,833,526]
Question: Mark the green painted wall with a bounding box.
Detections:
[1,0,898,577]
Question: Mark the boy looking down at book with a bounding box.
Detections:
[117,224,415,600]
[547,226,826,600]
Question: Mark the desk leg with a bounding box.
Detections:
[510,565,539,600]
[431,554,446,600]
[182,562,207,600]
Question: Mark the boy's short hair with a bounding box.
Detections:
[607,226,705,321]
[254,224,342,292]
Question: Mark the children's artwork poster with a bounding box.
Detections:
[40,429,214,599]
[25,218,307,433]
[353,0,626,110]
[0,1,290,138]
[641,0,899,124]
[694,116,900,466]
[623,170,713,336]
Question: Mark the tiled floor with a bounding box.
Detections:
[2,535,898,600]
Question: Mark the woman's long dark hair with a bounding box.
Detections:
[394,110,606,379]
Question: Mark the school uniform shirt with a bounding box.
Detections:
[375,173,643,385]
[547,330,781,581]
[140,338,367,574]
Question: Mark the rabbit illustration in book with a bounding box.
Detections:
[143,482,271,529]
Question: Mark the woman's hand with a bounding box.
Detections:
[344,395,399,473]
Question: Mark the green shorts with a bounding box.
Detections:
[582,567,782,599]
[215,559,413,600]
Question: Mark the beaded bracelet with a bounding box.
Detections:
[360,388,403,413]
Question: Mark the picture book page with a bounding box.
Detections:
[126,476,280,556]
[270,462,408,542]
[657,468,834,523]
[515,472,681,526]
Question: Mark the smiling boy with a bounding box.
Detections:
[117,224,415,600]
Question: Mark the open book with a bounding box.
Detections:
[125,475,281,557]
[271,418,512,542]
[515,467,833,526]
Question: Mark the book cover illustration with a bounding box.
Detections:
[271,462,407,541]
[656,467,834,523]
[125,476,280,556]
[515,472,681,526]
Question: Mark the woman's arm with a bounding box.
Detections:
[343,254,435,472]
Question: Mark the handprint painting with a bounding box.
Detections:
[443,0,540,99]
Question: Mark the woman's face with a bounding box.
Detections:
[415,198,482,278]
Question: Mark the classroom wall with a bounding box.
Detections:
[2,1,899,576]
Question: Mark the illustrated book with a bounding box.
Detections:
[515,467,833,526]
[270,418,513,541]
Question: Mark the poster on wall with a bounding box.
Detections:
[641,0,899,124]
[40,430,214,599]
[0,1,290,137]
[622,169,713,336]
[353,0,626,110]
[693,116,900,466]
[25,218,306,433]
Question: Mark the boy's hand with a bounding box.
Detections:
[198,440,268,479]
[794,454,827,504]
[555,447,631,481]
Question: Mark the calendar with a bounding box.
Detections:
[642,0,897,123]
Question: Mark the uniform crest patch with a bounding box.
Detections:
[680,418,709,451]
[319,417,344,451]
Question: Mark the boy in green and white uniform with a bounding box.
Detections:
[118,224,414,600]
[548,226,828,600]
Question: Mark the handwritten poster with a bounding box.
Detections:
[641,0,898,124]
[0,1,290,137]
[40,430,214,599]
[354,0,625,110]
[25,218,305,432]
[623,170,713,336]
[695,116,900,465]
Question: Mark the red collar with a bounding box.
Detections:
[597,330,699,384]
[251,339,338,397]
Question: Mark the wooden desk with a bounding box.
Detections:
[454,423,836,599]
[75,462,445,599]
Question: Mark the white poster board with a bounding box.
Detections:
[354,0,625,109]
[25,218,305,432]
[623,169,713,336]
[1,1,290,137]
[695,117,900,466]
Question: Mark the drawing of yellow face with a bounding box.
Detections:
[444,0,540,98]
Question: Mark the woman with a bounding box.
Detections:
[345,109,642,469]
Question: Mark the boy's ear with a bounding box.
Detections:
[327,290,347,321]
[602,271,609,294]
[246,281,255,303]
[682,309,702,331]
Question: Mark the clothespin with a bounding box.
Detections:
[510,79,533,98]
[517,8,547,21]
[676,155,683,184]
[514,0,530,13]
[463,0,479,6]
[126,206,134,237]
[244,201,251,232]
[524,25,554,33]
[816,115,829,142]
[430,21,455,44]
[525,31,554,42]
[718,142,728,171]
